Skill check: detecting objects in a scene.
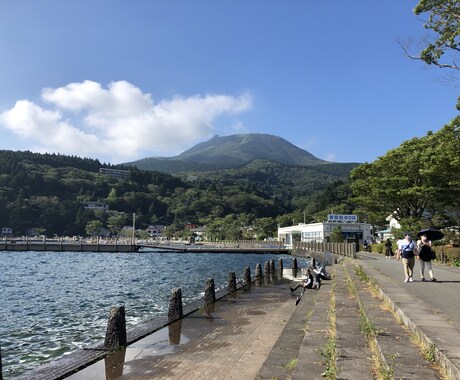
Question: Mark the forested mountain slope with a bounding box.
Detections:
[127,133,331,172]
[0,147,359,237]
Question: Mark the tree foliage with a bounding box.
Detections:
[0,150,290,237]
[413,0,460,71]
[86,220,103,237]
[330,226,345,243]
[350,117,460,231]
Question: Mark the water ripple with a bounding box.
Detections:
[0,250,306,378]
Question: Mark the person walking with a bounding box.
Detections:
[363,240,368,252]
[384,238,393,258]
[417,233,437,282]
[397,232,417,282]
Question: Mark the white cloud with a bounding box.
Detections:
[324,153,336,162]
[230,121,246,131]
[300,136,318,150]
[0,80,252,163]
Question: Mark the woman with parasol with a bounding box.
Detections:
[417,228,443,282]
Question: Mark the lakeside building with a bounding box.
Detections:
[147,225,165,239]
[99,168,130,179]
[189,225,206,241]
[277,214,372,247]
[82,201,110,212]
[376,215,401,241]
[1,227,13,237]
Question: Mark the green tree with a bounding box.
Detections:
[276,210,304,228]
[350,119,460,231]
[413,0,460,71]
[330,226,344,243]
[252,217,277,239]
[107,211,128,236]
[137,229,150,240]
[107,187,117,200]
[86,220,103,237]
[162,224,179,239]
[205,218,224,241]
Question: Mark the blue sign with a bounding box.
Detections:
[327,214,358,222]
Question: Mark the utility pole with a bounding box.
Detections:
[132,213,136,244]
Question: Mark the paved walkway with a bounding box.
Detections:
[18,253,460,380]
[357,252,460,327]
[67,277,297,380]
[356,252,460,379]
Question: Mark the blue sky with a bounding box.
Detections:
[0,1,458,164]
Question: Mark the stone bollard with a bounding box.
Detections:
[243,266,251,283]
[104,348,126,379]
[278,258,283,272]
[228,271,237,292]
[168,288,183,322]
[168,319,183,345]
[269,259,275,272]
[104,305,127,350]
[255,263,263,277]
[204,278,216,305]
[292,257,298,270]
[264,261,270,274]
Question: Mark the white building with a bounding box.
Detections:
[82,201,109,212]
[278,214,372,247]
[376,215,401,241]
[99,168,130,179]
[147,225,165,239]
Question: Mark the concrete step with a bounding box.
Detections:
[334,263,373,379]
[291,278,332,379]
[257,260,444,380]
[345,261,441,379]
[256,271,331,379]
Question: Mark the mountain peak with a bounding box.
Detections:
[127,133,328,173]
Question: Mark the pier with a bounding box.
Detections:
[0,240,138,253]
[138,242,291,254]
[1,239,356,256]
[0,240,291,254]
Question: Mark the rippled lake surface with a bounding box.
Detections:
[0,249,306,378]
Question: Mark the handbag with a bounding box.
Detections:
[419,244,433,261]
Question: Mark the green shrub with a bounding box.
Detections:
[371,243,384,254]
[432,246,460,266]
[370,242,398,255]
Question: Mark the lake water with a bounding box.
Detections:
[0,249,307,378]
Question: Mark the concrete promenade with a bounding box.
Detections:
[15,252,460,380]
[356,252,460,379]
